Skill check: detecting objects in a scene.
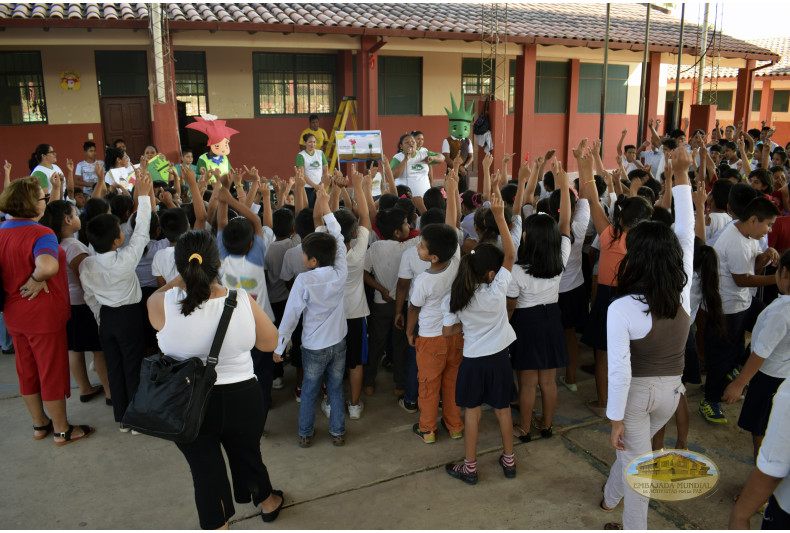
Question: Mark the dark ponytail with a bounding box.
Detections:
[693,237,726,339]
[611,195,653,246]
[40,200,75,243]
[174,230,220,316]
[29,144,50,171]
[78,197,110,245]
[449,242,504,313]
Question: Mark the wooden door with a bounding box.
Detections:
[100,96,151,161]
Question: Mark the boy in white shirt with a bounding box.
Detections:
[151,208,188,286]
[275,188,348,447]
[363,207,418,397]
[80,170,153,429]
[702,196,780,424]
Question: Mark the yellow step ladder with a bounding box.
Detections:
[325,96,358,173]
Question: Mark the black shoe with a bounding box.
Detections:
[105,398,113,407]
[399,398,418,414]
[331,433,345,447]
[445,462,478,485]
[80,387,103,403]
[499,455,516,479]
[261,489,285,523]
[1,346,14,354]
[581,364,596,375]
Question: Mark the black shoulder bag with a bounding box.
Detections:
[122,290,238,443]
[473,98,491,135]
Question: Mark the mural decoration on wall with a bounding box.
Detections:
[60,70,81,90]
[186,114,239,184]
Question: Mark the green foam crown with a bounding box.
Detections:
[444,93,475,122]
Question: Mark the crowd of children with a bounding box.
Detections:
[2,116,790,529]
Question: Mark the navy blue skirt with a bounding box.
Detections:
[455,349,516,409]
[738,371,785,436]
[509,304,568,371]
[581,284,616,351]
[558,283,590,331]
[66,304,101,352]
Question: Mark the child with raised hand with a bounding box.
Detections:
[442,186,518,484]
[507,158,572,443]
[579,138,654,416]
[274,186,348,447]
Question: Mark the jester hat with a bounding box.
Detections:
[444,93,475,124]
[185,115,239,146]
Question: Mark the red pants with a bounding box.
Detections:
[12,329,70,401]
[416,333,463,433]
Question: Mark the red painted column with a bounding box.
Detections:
[642,52,662,142]
[564,59,580,170]
[759,79,773,129]
[733,60,757,129]
[356,36,380,130]
[512,44,537,166]
[337,50,354,100]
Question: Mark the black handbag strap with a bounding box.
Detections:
[206,289,238,368]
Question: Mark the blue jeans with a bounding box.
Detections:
[299,339,346,437]
[0,313,13,350]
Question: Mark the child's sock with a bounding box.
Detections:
[501,453,515,468]
[463,459,477,474]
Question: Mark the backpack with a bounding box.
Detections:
[473,99,491,135]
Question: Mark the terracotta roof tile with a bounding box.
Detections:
[668,36,789,79]
[0,3,778,60]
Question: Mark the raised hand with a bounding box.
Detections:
[136,169,153,196]
[452,154,463,171]
[671,145,693,174]
[444,169,458,196]
[3,160,10,174]
[219,172,232,190]
[50,172,63,190]
[490,192,505,222]
[572,138,588,160]
[66,158,74,174]
[243,165,259,181]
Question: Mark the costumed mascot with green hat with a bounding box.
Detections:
[187,114,239,184]
[441,94,476,192]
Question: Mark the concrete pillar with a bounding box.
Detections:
[512,44,537,167]
[151,35,180,162]
[690,105,717,138]
[733,60,757,129]
[565,59,580,169]
[759,79,773,128]
[642,52,662,142]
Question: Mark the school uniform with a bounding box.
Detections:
[80,199,151,422]
[276,214,348,438]
[442,267,517,409]
[151,246,179,284]
[342,226,371,369]
[508,236,571,370]
[264,233,301,380]
[75,160,98,195]
[363,236,419,392]
[136,238,169,350]
[396,243,429,404]
[705,211,732,244]
[411,252,462,434]
[61,237,101,352]
[738,295,790,436]
[279,244,307,369]
[705,223,767,404]
[757,380,790,529]
[558,199,591,330]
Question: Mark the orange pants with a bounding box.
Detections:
[416,332,464,433]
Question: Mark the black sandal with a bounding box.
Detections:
[261,490,285,523]
[33,419,53,440]
[80,387,104,403]
[54,424,95,447]
[533,417,553,439]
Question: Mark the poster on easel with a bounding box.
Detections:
[336,130,383,163]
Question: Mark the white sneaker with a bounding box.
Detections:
[348,401,364,420]
[119,424,130,433]
[131,430,142,436]
[559,376,578,392]
[89,360,95,372]
[272,377,284,390]
[321,397,331,419]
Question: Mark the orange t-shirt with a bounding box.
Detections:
[597,225,627,287]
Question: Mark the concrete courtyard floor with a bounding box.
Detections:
[0,340,765,530]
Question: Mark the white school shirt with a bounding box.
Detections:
[559,199,591,293]
[343,226,371,319]
[280,244,307,282]
[218,228,276,321]
[75,160,98,194]
[705,211,731,242]
[151,246,179,283]
[410,254,460,337]
[136,239,169,289]
[398,243,430,302]
[606,185,694,422]
[641,148,664,178]
[364,237,419,304]
[264,234,300,304]
[713,223,762,314]
[442,266,517,358]
[689,271,703,322]
[508,236,571,308]
[61,237,90,305]
[275,214,348,354]
[756,379,790,513]
[391,149,432,198]
[157,287,256,385]
[751,295,790,379]
[79,199,152,324]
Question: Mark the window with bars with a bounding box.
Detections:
[253,53,336,116]
[535,61,569,114]
[174,51,208,116]
[578,63,629,114]
[378,56,422,116]
[462,58,493,97]
[701,90,733,111]
[0,51,47,125]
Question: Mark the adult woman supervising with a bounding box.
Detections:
[0,176,94,446]
[148,230,285,529]
[390,133,444,214]
[295,133,328,208]
[590,145,694,530]
[29,144,63,195]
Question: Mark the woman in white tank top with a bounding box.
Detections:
[147,230,285,529]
